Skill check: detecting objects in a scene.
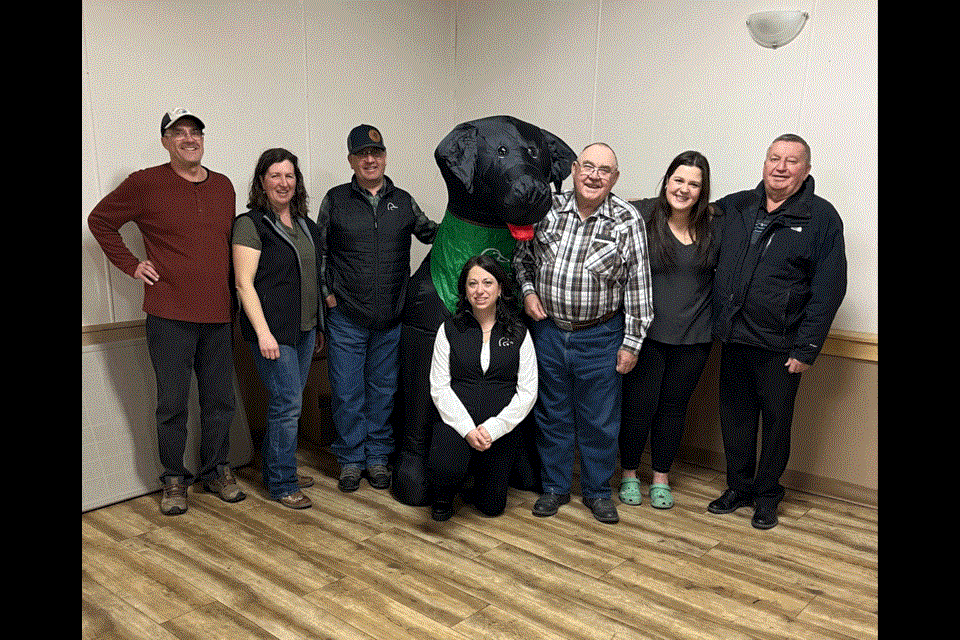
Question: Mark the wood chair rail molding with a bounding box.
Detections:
[82,320,877,362]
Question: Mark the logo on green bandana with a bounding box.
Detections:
[430,213,518,314]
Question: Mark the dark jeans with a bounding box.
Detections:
[428,423,521,517]
[326,306,399,469]
[619,339,711,473]
[718,342,802,509]
[145,315,235,485]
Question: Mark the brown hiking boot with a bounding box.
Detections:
[160,478,188,516]
[203,466,247,503]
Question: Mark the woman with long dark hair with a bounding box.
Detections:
[618,150,717,509]
[233,148,323,509]
[427,254,537,521]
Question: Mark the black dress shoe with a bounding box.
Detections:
[707,489,755,514]
[751,505,779,530]
[431,501,454,521]
[532,492,570,517]
[583,497,619,524]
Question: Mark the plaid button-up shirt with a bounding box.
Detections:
[513,190,653,354]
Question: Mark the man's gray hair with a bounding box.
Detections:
[579,142,618,169]
[770,133,811,167]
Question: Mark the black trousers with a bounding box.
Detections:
[145,315,236,485]
[619,339,711,473]
[427,421,521,517]
[718,342,802,508]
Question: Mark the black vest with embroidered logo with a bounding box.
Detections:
[324,175,416,330]
[444,314,526,425]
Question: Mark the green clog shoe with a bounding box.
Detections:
[618,477,642,505]
[649,483,674,509]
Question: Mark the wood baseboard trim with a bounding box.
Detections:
[82,320,146,346]
[677,444,877,508]
[820,329,877,362]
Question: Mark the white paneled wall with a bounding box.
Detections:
[82,338,252,511]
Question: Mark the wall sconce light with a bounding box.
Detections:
[746,10,809,49]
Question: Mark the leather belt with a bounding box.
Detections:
[551,309,618,332]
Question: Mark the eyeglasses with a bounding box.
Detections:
[165,128,204,140]
[352,148,385,159]
[577,161,615,178]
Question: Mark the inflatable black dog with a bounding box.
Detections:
[392,115,576,506]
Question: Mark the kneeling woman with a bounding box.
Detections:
[427,255,537,521]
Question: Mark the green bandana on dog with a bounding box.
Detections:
[430,212,518,314]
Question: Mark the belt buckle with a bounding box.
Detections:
[553,318,574,332]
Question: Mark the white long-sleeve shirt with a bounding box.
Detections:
[429,328,537,443]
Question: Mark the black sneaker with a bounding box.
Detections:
[338,467,362,492]
[366,464,391,489]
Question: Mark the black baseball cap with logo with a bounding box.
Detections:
[347,124,386,154]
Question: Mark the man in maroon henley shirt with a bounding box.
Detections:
[88,108,246,515]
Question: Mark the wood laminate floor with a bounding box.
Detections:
[82,446,877,639]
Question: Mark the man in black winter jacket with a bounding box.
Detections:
[707,134,846,530]
[318,125,438,493]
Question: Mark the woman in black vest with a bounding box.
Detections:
[427,255,537,521]
[233,148,324,509]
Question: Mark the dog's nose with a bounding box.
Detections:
[504,174,550,218]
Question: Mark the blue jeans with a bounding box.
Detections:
[249,328,315,499]
[531,314,623,499]
[326,306,399,469]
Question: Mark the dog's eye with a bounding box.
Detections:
[497,146,508,157]
[527,147,539,159]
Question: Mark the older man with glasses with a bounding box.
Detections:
[514,143,653,524]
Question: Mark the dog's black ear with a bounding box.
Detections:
[540,129,577,192]
[435,123,479,193]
